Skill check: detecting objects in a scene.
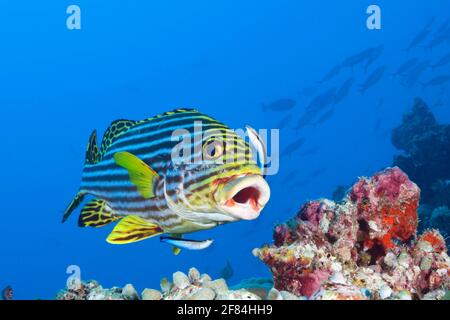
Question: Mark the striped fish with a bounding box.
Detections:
[62,108,270,250]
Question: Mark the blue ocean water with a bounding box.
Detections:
[0,1,449,299]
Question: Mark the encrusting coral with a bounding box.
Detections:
[253,167,450,300]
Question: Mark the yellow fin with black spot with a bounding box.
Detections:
[106,215,163,244]
[78,199,121,228]
[114,152,159,199]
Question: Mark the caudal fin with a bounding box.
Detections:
[62,130,100,223]
[62,192,86,223]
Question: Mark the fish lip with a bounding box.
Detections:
[214,174,270,220]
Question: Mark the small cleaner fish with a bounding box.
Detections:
[63,109,270,254]
[160,236,213,255]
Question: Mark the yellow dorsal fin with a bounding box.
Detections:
[114,152,159,199]
[78,199,121,228]
[106,216,163,244]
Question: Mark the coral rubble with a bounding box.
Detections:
[56,268,260,300]
[253,167,450,300]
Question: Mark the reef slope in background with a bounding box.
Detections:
[57,167,449,300]
[392,98,450,209]
[254,167,449,300]
[391,98,450,239]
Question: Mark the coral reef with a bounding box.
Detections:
[56,268,260,300]
[56,167,449,301]
[253,167,450,300]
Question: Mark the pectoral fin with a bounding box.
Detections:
[106,215,163,244]
[78,199,121,228]
[114,152,159,199]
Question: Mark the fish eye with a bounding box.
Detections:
[203,140,224,160]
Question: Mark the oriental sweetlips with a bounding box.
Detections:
[62,108,270,253]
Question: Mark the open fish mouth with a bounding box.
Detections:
[214,175,270,220]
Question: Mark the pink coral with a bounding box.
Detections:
[273,224,292,247]
[254,167,450,299]
[298,201,328,227]
[297,270,330,297]
[349,167,419,251]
